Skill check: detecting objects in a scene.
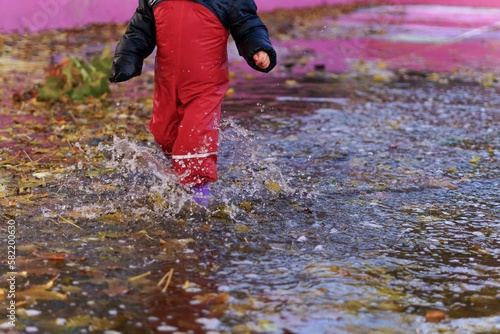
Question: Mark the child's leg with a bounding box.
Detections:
[149,67,181,156]
[171,82,228,186]
[153,0,230,186]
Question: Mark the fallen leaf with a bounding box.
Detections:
[103,284,130,297]
[425,310,446,322]
[17,288,67,301]
[225,87,235,98]
[43,253,66,262]
[234,224,251,233]
[32,172,52,179]
[65,314,91,329]
[425,177,458,190]
[98,211,124,224]
[265,180,281,193]
[240,201,253,211]
[90,316,116,331]
[470,156,480,164]
[194,293,230,305]
[256,320,278,332]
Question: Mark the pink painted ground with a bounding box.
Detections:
[387,0,500,7]
[226,4,499,75]
[1,0,500,33]
[0,0,358,33]
[279,38,500,73]
[333,5,500,73]
[1,0,499,74]
[339,5,500,28]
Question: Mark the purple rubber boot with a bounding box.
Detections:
[192,184,210,207]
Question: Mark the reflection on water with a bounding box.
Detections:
[213,80,500,333]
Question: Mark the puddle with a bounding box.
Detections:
[0,4,499,332]
[1,77,498,333]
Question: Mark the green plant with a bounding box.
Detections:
[38,46,112,102]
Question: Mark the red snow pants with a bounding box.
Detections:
[151,0,230,186]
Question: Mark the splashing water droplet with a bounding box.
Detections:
[218,118,294,210]
[53,118,295,221]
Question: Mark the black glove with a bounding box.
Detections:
[109,56,143,83]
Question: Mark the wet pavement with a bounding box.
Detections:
[1,2,499,334]
[257,4,500,75]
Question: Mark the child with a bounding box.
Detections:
[109,0,277,205]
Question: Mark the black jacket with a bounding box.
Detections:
[110,0,277,82]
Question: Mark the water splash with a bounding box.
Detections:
[217,118,294,204]
[54,118,295,220]
[54,138,189,220]
[99,136,191,215]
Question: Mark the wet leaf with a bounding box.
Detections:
[225,87,235,98]
[98,212,124,224]
[2,271,28,280]
[240,201,253,211]
[255,320,278,332]
[212,205,233,218]
[90,316,117,331]
[470,295,498,305]
[104,285,130,297]
[425,309,446,322]
[19,176,46,189]
[471,244,491,255]
[136,230,154,240]
[17,244,40,253]
[234,224,251,233]
[428,73,440,82]
[372,73,387,82]
[285,79,298,87]
[159,238,194,251]
[194,293,230,305]
[425,178,458,190]
[17,288,67,302]
[232,324,252,334]
[85,168,105,178]
[470,156,480,164]
[376,300,405,312]
[32,172,52,179]
[65,314,91,329]
[149,192,168,208]
[481,73,496,87]
[0,183,9,197]
[38,253,66,262]
[265,180,281,193]
[378,61,387,70]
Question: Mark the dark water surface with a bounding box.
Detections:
[1,77,499,333]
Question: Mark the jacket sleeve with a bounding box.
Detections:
[109,0,156,83]
[228,0,277,73]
